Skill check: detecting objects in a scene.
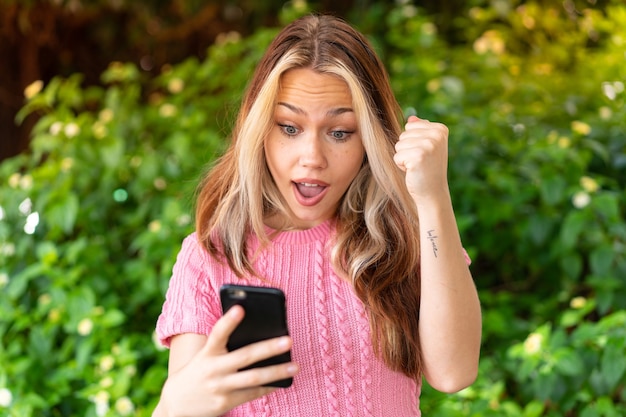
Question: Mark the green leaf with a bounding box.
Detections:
[560,252,583,281]
[597,287,615,315]
[580,404,600,417]
[36,241,59,265]
[28,325,53,365]
[600,341,626,391]
[523,401,545,417]
[560,310,580,327]
[560,211,587,249]
[581,397,621,417]
[66,286,96,331]
[7,263,45,299]
[554,348,585,376]
[46,193,80,235]
[75,338,94,371]
[533,370,558,401]
[101,309,126,328]
[592,193,620,222]
[597,311,626,330]
[100,137,125,169]
[540,176,566,206]
[528,214,553,245]
[589,245,615,277]
[596,396,620,417]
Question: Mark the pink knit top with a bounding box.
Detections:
[156,220,422,416]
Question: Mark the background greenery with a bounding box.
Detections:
[1,0,625,416]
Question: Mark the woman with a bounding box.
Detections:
[153,13,481,417]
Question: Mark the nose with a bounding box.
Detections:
[298,132,327,169]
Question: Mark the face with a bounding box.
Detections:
[264,68,365,230]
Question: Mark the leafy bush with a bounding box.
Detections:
[382,1,626,415]
[1,1,625,416]
[0,20,280,417]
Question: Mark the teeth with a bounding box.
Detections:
[300,182,319,187]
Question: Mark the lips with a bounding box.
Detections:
[296,182,324,198]
[292,180,328,206]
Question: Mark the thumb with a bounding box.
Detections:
[204,304,245,353]
[407,115,421,123]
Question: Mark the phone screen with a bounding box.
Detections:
[219,284,293,387]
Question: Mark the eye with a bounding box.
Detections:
[330,130,352,142]
[278,123,299,136]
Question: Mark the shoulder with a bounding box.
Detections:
[177,232,212,264]
[170,232,226,287]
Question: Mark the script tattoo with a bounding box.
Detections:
[427,229,438,258]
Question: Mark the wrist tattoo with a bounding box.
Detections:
[427,229,438,258]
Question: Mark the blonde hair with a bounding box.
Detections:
[195,14,423,379]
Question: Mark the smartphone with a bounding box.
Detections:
[219,284,293,388]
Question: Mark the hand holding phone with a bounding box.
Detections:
[220,284,293,388]
[153,299,296,417]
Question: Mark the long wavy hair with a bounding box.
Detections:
[195,14,423,379]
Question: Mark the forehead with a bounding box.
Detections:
[276,68,353,106]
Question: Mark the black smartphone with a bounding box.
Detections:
[219,284,293,388]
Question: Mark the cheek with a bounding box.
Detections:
[347,145,365,170]
[265,140,288,180]
[336,148,364,183]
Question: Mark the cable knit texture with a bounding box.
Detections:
[156,220,421,416]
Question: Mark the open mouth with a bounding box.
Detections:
[292,181,328,206]
[295,182,325,198]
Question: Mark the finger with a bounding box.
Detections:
[396,133,432,154]
[227,386,278,407]
[203,304,245,353]
[403,117,419,132]
[232,335,293,370]
[225,360,300,390]
[207,333,294,379]
[399,125,432,144]
[405,115,431,129]
[393,152,408,172]
[399,125,448,147]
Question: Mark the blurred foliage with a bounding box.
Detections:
[1,0,625,416]
[0,0,356,160]
[0,14,280,416]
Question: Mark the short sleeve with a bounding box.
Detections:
[155,233,220,347]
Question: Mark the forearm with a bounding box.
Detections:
[415,190,482,392]
[152,402,166,417]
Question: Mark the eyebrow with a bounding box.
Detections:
[277,102,354,117]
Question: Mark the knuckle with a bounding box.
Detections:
[205,375,224,393]
[437,123,449,136]
[422,140,436,151]
[211,394,230,412]
[237,348,256,366]
[241,370,264,387]
[202,364,219,379]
